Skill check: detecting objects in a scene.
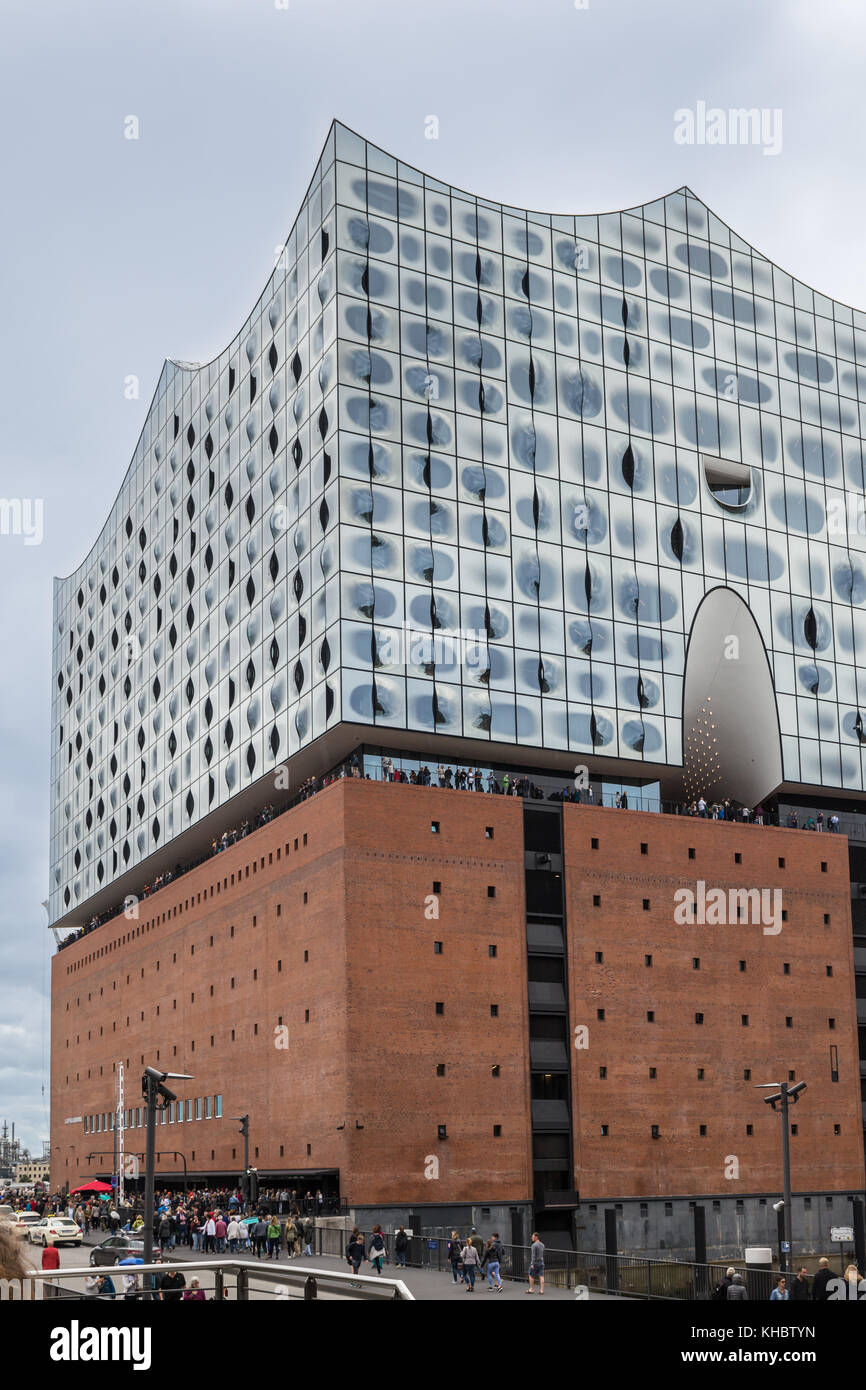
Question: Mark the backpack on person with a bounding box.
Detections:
[371,1233,385,1253]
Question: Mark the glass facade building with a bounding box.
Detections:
[49,120,866,925]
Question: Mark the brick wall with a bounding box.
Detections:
[564,805,864,1198]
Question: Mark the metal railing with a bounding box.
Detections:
[14,1257,413,1301]
[314,1226,777,1301]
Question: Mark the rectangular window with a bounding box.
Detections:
[204,1096,212,1119]
[431,821,440,834]
[640,843,648,855]
[488,944,497,958]
[434,941,443,954]
[195,1098,202,1120]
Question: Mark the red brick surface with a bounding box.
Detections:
[564,806,865,1197]
[50,780,532,1203]
[51,791,865,1206]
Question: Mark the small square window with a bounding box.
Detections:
[645,954,652,967]
[741,1014,749,1026]
[493,1124,502,1137]
[437,1124,447,1140]
[642,898,650,911]
[739,960,746,972]
[599,1066,607,1078]
[834,1124,841,1135]
[828,1017,836,1030]
[593,894,601,907]
[490,1004,499,1017]
[734,852,742,864]
[826,964,833,976]
[699,1124,707,1136]
[791,1123,798,1136]
[746,1124,753,1136]
[591,837,599,850]
[781,910,788,922]
[600,1124,609,1137]
[434,941,443,955]
[649,1066,657,1079]
[778,857,785,869]
[431,821,440,834]
[489,944,497,958]
[436,1064,445,1077]
[487,885,496,898]
[697,1068,704,1080]
[692,958,700,970]
[433,881,441,894]
[485,827,494,839]
[491,1064,500,1077]
[651,1125,660,1139]
[597,1008,605,1020]
[783,962,790,974]
[824,914,830,925]
[435,1002,444,1015]
[647,1010,655,1023]
[695,1012,704,1025]
[788,1070,795,1081]
[744,1068,751,1080]
[640,843,648,855]
[595,950,603,963]
[821,861,827,873]
[688,847,695,859]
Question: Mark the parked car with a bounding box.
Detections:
[28,1216,82,1247]
[89,1234,145,1266]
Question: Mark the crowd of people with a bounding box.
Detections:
[57,741,852,953]
[715,1260,862,1301]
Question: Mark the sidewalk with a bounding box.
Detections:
[79,1236,615,1300]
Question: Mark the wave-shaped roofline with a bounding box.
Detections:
[54,115,860,590]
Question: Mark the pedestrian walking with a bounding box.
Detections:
[770,1276,789,1301]
[811,1258,837,1300]
[790,1267,810,1301]
[460,1238,480,1292]
[482,1235,504,1291]
[368,1225,388,1275]
[346,1229,365,1276]
[447,1231,463,1283]
[394,1226,409,1268]
[726,1274,748,1301]
[526,1233,545,1295]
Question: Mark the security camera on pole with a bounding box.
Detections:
[755,1080,807,1275]
[141,1067,193,1268]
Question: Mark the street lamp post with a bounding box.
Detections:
[231,1115,250,1208]
[756,1080,807,1276]
[141,1068,192,1268]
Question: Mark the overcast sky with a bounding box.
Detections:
[2,0,865,1156]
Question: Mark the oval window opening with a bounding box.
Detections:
[702,454,752,509]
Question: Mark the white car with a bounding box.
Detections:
[27,1216,83,1248]
[10,1212,43,1238]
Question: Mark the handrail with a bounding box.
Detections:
[17,1257,413,1300]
